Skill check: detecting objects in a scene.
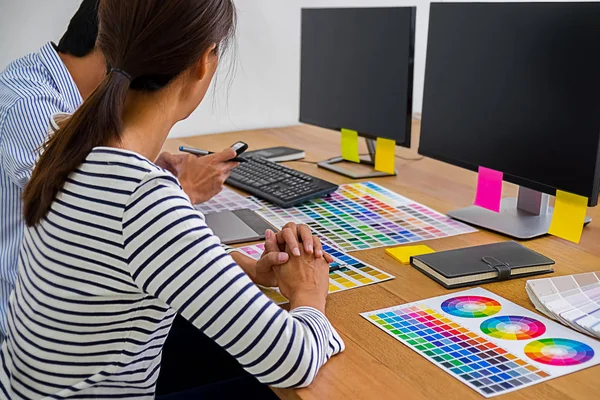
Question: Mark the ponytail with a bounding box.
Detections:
[23,70,130,226]
[23,0,236,226]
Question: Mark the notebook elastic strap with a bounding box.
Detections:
[482,256,511,281]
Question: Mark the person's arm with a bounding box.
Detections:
[228,227,334,288]
[154,149,238,204]
[0,98,61,188]
[122,174,344,388]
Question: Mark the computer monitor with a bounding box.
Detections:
[300,7,415,179]
[420,2,600,239]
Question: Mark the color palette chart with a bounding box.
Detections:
[361,288,600,397]
[527,272,600,339]
[235,243,394,305]
[194,187,260,214]
[251,181,477,252]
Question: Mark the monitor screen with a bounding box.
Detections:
[300,7,415,146]
[420,2,600,206]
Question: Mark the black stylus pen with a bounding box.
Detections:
[179,146,247,162]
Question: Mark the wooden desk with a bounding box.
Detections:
[165,122,600,400]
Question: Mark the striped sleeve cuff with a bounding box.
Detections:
[291,306,345,356]
[222,244,242,255]
[288,306,345,386]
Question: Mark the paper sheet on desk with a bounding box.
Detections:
[194,187,260,215]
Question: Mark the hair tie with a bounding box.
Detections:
[111,68,132,81]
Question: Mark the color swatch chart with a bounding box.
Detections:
[236,242,394,305]
[361,288,600,398]
[194,187,260,215]
[527,272,600,339]
[250,181,477,252]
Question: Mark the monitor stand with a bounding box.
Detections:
[317,138,396,179]
[447,186,592,240]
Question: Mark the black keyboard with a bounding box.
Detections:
[227,157,338,208]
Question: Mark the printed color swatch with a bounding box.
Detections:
[236,242,393,304]
[442,296,502,318]
[364,304,549,397]
[525,339,594,366]
[481,316,546,340]
[251,182,477,252]
[362,288,600,398]
[195,187,260,215]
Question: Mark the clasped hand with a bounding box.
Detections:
[251,222,334,288]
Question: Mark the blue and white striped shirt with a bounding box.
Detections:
[0,148,344,398]
[0,42,82,341]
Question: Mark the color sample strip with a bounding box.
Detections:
[236,243,393,304]
[526,272,600,338]
[251,182,477,252]
[194,187,260,214]
[363,304,550,398]
[548,190,588,244]
[474,167,503,213]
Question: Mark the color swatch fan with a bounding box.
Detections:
[235,242,393,304]
[361,287,600,398]
[251,181,476,252]
[526,272,600,339]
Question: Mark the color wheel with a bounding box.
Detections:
[480,315,546,340]
[525,338,594,366]
[441,296,501,318]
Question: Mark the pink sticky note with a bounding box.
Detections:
[474,167,503,212]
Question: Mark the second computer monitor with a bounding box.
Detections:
[300,7,415,146]
[420,2,600,206]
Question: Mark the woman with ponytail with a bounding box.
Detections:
[0,0,343,398]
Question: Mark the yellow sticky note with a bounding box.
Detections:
[386,245,436,264]
[341,129,360,163]
[548,190,588,244]
[374,137,396,174]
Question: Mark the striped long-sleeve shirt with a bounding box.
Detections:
[0,147,344,399]
[0,42,82,341]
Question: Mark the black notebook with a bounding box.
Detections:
[410,241,554,289]
[243,147,305,162]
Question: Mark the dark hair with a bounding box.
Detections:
[57,0,100,57]
[24,0,236,226]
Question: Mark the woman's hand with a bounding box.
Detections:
[274,222,334,263]
[274,246,330,314]
[237,223,333,288]
[252,229,289,287]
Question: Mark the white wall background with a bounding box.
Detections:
[0,0,430,138]
[0,0,587,138]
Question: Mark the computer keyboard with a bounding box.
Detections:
[227,157,338,208]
